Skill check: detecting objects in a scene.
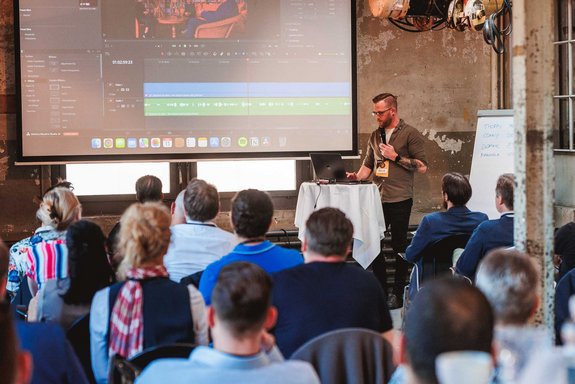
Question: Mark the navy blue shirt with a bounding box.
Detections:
[271,262,393,358]
[455,213,514,280]
[17,322,88,384]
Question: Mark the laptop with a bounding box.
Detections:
[310,153,369,184]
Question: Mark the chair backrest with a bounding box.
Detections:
[66,313,96,383]
[194,14,244,38]
[290,328,395,384]
[109,343,196,384]
[420,233,471,284]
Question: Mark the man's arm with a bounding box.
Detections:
[404,217,432,263]
[379,143,427,174]
[348,134,376,180]
[454,225,486,279]
[346,165,372,180]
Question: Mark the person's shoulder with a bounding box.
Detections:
[557,221,575,237]
[271,246,304,265]
[17,321,67,350]
[137,358,193,383]
[272,262,308,281]
[264,360,320,383]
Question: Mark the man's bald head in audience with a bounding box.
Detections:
[402,277,494,384]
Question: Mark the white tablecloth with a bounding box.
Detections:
[294,182,386,269]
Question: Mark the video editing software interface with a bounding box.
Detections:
[18,0,354,159]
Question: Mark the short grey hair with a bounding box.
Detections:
[475,248,540,325]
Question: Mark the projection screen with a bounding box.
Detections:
[15,0,357,163]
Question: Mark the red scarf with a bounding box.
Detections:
[108,265,168,359]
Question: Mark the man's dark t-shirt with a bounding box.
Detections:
[272,262,393,357]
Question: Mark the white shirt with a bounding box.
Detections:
[164,221,237,283]
[90,284,208,384]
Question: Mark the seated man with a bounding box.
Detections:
[199,189,303,305]
[405,172,487,297]
[272,208,394,357]
[400,277,494,384]
[164,179,236,282]
[107,175,164,261]
[455,173,515,280]
[137,262,320,384]
[475,248,540,327]
[554,218,575,281]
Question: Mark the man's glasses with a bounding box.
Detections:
[371,108,392,116]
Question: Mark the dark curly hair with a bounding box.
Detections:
[231,189,273,239]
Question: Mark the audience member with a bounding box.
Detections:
[8,181,75,295]
[0,300,33,384]
[554,218,575,281]
[164,179,236,282]
[27,220,114,329]
[405,172,487,298]
[456,173,515,280]
[475,248,540,327]
[170,189,187,226]
[1,239,87,384]
[400,277,494,384]
[199,189,303,305]
[107,175,163,264]
[90,202,208,383]
[26,187,82,296]
[137,262,320,384]
[475,249,545,382]
[1,238,33,384]
[555,267,575,344]
[272,208,394,357]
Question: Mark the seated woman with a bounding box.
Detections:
[25,187,82,297]
[7,181,74,296]
[28,220,114,329]
[90,202,208,383]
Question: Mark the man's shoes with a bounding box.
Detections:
[387,293,403,310]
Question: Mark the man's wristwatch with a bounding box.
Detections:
[395,154,401,163]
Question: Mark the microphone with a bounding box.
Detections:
[379,128,386,145]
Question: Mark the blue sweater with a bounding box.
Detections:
[199,241,303,305]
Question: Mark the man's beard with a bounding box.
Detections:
[379,116,393,129]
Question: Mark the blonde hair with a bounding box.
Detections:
[117,202,171,277]
[36,187,81,231]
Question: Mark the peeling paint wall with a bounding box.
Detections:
[0,0,494,241]
[355,0,492,222]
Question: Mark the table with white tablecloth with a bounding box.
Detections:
[294,182,386,269]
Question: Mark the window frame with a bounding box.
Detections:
[554,0,575,152]
[54,160,312,217]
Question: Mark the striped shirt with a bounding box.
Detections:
[26,239,69,290]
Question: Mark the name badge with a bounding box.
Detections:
[375,160,389,178]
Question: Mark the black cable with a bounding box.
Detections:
[280,228,290,247]
[313,184,322,209]
[482,0,512,54]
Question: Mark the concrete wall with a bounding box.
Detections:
[355,1,493,223]
[0,0,494,241]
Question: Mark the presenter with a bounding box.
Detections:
[347,93,428,308]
